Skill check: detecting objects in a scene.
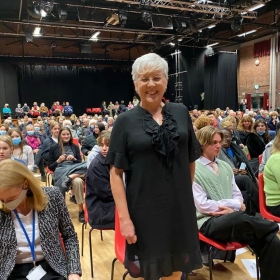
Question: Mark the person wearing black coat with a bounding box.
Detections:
[85,131,114,229]
[81,134,97,156]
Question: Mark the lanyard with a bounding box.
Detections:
[14,209,36,266]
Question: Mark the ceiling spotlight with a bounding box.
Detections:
[141,10,152,24]
[118,10,128,27]
[33,27,44,37]
[140,0,151,6]
[26,33,33,42]
[58,8,67,22]
[89,31,100,41]
[231,18,243,32]
[237,29,256,37]
[247,3,265,11]
[206,42,219,48]
[175,20,188,32]
[40,9,47,17]
[169,42,175,46]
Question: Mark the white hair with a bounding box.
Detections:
[131,53,168,81]
[89,119,97,125]
[63,120,71,126]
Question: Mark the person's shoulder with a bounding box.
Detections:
[115,108,138,122]
[42,186,62,202]
[23,144,32,151]
[166,102,188,113]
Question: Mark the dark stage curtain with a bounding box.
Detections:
[166,47,205,110]
[17,65,134,116]
[204,53,238,110]
[254,39,271,58]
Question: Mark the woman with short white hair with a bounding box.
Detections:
[106,53,202,279]
[63,120,77,138]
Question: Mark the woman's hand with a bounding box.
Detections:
[239,169,247,175]
[57,154,66,163]
[66,155,76,161]
[120,218,137,244]
[68,274,81,280]
[232,168,239,175]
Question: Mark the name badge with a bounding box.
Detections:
[26,265,47,280]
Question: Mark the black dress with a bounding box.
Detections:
[105,103,202,279]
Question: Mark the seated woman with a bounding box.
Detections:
[218,128,259,215]
[236,115,254,145]
[0,123,9,136]
[48,127,87,223]
[264,131,280,217]
[0,159,81,280]
[246,119,270,159]
[8,128,34,171]
[30,102,40,118]
[0,135,26,165]
[2,103,12,119]
[86,131,115,229]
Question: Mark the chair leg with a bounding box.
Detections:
[81,222,86,256]
[224,251,229,263]
[123,271,129,280]
[100,230,103,241]
[89,228,94,278]
[111,257,118,280]
[208,246,214,280]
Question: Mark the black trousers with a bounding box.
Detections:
[267,205,280,217]
[8,259,66,280]
[200,211,280,280]
[235,175,259,215]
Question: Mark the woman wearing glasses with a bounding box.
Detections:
[106,53,202,280]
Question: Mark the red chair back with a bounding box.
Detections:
[72,138,79,147]
[115,209,126,264]
[83,184,89,224]
[258,173,280,222]
[86,108,92,114]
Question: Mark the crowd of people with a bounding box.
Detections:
[1,52,280,280]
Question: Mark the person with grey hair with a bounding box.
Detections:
[106,53,202,279]
[63,119,77,138]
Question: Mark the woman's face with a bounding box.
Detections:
[0,141,12,160]
[0,185,24,204]
[60,129,71,143]
[134,70,167,106]
[10,131,21,139]
[94,125,100,134]
[256,122,266,132]
[242,120,251,129]
[99,138,109,157]
[51,125,60,137]
[0,126,6,132]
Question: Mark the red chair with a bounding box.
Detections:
[198,231,259,280]
[258,154,263,164]
[86,108,92,114]
[46,167,54,186]
[92,108,101,114]
[258,173,280,222]
[81,184,113,278]
[111,209,129,280]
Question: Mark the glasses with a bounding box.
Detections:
[139,77,162,84]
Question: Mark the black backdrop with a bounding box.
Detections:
[204,53,238,110]
[17,65,135,116]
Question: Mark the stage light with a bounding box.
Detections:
[33,27,44,37]
[206,42,219,48]
[141,10,152,24]
[237,29,256,37]
[89,31,100,41]
[119,10,128,26]
[26,33,33,42]
[58,8,67,22]
[247,3,265,11]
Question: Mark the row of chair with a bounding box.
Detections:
[86,108,102,114]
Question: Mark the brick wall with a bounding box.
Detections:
[238,44,270,101]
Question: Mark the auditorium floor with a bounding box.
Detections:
[41,181,259,280]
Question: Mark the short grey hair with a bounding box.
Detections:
[131,53,168,81]
[63,120,71,126]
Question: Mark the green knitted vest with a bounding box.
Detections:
[195,159,233,229]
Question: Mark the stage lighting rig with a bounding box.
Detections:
[58,7,67,22]
[39,1,54,17]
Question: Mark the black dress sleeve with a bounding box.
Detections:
[105,114,130,170]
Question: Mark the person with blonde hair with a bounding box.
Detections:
[236,115,254,145]
[194,115,209,130]
[0,159,81,279]
[106,53,202,279]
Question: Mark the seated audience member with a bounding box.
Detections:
[15,104,23,119]
[39,102,49,118]
[132,96,139,107]
[247,119,270,159]
[25,124,46,181]
[0,159,82,280]
[127,101,134,110]
[0,135,25,165]
[259,122,280,173]
[77,118,89,144]
[236,115,254,145]
[8,128,34,171]
[107,117,114,130]
[107,101,115,117]
[53,101,64,117]
[64,102,73,117]
[207,112,218,128]
[114,101,119,115]
[264,130,280,217]
[4,118,15,129]
[193,115,209,131]
[117,100,127,114]
[86,131,114,229]
[72,119,81,132]
[21,103,30,117]
[63,120,77,138]
[93,122,105,139]
[85,119,97,138]
[86,144,100,168]
[81,132,98,157]
[267,111,279,131]
[218,128,259,215]
[0,123,9,135]
[2,104,12,119]
[194,126,280,279]
[101,101,109,117]
[48,127,87,223]
[30,102,40,118]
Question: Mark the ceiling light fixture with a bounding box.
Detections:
[207,24,216,29]
[169,42,175,46]
[141,10,153,24]
[206,42,219,48]
[33,27,44,37]
[89,31,100,41]
[247,3,265,11]
[237,29,256,37]
[58,8,67,22]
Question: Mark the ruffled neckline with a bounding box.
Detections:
[137,104,179,167]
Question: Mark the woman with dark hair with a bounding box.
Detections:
[93,122,105,139]
[48,127,87,223]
